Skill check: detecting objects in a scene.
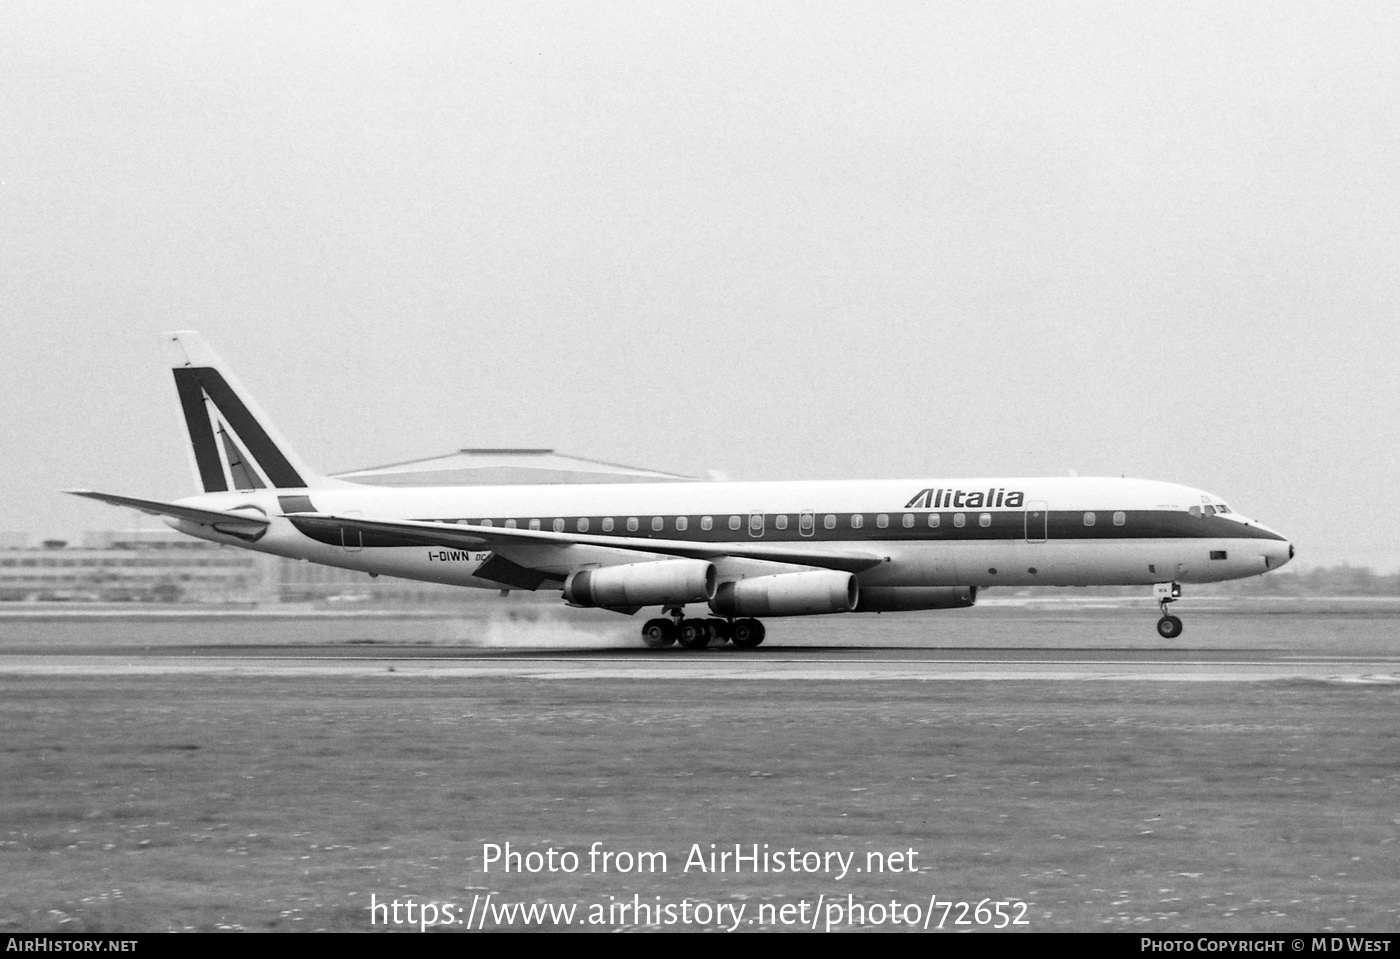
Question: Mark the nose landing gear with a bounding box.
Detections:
[1154,582,1183,638]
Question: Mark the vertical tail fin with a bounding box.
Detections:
[165,331,329,492]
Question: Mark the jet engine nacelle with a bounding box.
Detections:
[563,559,717,608]
[709,570,859,617]
[855,586,977,612]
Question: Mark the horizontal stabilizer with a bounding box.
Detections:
[285,513,887,574]
[65,490,270,532]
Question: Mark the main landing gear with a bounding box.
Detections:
[640,609,766,650]
[1154,582,1183,638]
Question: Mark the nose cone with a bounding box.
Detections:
[1261,535,1294,572]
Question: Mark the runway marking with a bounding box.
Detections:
[1278,654,1400,661]
[1,654,1396,683]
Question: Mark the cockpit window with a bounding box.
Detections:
[1217,504,1230,513]
[1203,505,1217,516]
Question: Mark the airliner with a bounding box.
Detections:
[69,332,1294,646]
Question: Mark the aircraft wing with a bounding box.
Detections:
[286,513,888,574]
[66,490,272,532]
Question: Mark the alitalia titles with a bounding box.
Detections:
[904,488,1025,510]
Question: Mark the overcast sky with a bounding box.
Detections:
[2,2,1397,569]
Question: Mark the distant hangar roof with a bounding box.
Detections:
[335,449,701,487]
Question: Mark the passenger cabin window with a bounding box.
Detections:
[577,518,589,532]
[979,512,991,528]
[1113,511,1126,526]
[824,514,836,529]
[876,513,889,529]
[749,513,764,534]
[651,516,664,531]
[602,517,614,532]
[851,514,864,529]
[627,517,639,532]
[1084,511,1096,526]
[774,514,787,530]
[701,516,713,531]
[902,513,915,528]
[552,519,564,532]
[676,516,688,531]
[729,515,742,531]
[928,513,940,528]
[954,513,966,528]
[529,519,540,531]
[480,519,494,527]
[505,519,517,528]
[799,513,814,533]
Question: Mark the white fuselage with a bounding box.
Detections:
[172,475,1293,598]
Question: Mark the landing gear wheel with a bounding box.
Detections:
[731,618,766,648]
[677,618,712,649]
[704,618,732,645]
[1152,582,1184,639]
[641,618,676,648]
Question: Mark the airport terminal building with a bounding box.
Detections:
[0,530,278,604]
[0,530,472,605]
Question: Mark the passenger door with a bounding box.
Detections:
[340,510,364,552]
[1024,502,1048,543]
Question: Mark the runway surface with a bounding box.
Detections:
[8,608,1400,933]
[5,600,1398,681]
[4,643,1398,682]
